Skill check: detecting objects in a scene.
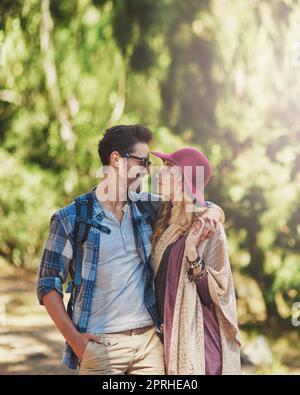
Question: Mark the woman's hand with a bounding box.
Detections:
[188,214,219,247]
[185,213,219,269]
[185,217,206,263]
[186,217,205,248]
[185,218,207,276]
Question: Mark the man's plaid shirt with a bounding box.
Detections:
[36,188,216,369]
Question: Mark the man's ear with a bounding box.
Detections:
[110,151,121,168]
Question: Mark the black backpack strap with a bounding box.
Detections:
[66,190,112,318]
[66,191,93,318]
[73,191,94,286]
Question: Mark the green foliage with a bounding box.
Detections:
[0,0,299,332]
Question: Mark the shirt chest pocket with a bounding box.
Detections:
[121,228,138,252]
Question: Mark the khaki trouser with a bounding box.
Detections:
[79,325,165,375]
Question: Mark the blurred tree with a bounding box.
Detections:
[0,0,299,333]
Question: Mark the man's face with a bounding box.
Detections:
[120,142,151,193]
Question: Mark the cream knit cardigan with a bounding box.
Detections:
[152,221,241,375]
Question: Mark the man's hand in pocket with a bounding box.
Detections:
[70,332,102,360]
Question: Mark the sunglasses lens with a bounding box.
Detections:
[140,159,146,167]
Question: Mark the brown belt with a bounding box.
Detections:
[105,324,155,336]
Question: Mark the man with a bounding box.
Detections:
[36,124,225,375]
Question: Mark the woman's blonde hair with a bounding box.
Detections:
[151,197,203,248]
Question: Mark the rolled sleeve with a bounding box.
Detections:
[37,276,64,305]
[36,213,73,306]
[205,200,215,208]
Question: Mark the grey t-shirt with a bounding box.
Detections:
[87,201,153,333]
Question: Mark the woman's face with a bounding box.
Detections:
[156,160,184,201]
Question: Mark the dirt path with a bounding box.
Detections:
[0,264,76,375]
[1,263,299,375]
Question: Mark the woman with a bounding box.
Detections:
[151,147,241,375]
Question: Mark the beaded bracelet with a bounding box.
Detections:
[186,256,206,282]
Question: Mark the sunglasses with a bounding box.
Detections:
[120,153,152,168]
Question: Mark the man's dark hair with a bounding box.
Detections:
[98,124,153,165]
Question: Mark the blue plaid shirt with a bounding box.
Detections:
[36,188,217,370]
